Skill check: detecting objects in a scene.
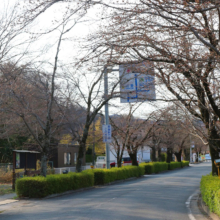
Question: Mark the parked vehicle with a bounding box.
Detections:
[122,157,132,164]
[95,156,106,168]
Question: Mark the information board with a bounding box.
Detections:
[119,62,156,103]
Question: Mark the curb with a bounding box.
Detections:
[199,193,220,220]
[187,190,220,220]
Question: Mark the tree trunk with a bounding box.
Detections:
[184,148,190,161]
[128,149,138,166]
[40,154,47,177]
[76,142,86,172]
[76,124,90,172]
[175,149,182,162]
[208,128,220,175]
[166,148,173,163]
[158,148,161,162]
[117,157,122,167]
[151,147,156,162]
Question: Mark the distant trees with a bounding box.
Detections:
[87,117,105,155]
[110,105,159,166]
[89,0,220,174]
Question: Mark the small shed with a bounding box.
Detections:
[12,150,40,190]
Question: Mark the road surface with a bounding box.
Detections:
[1,163,211,220]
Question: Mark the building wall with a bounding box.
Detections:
[57,145,85,168]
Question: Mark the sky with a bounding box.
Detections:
[2,0,170,119]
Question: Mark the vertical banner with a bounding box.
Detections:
[102,124,112,143]
[119,61,156,103]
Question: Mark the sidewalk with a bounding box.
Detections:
[0,192,18,213]
[189,190,220,220]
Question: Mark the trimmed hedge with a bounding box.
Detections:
[16,172,94,198]
[200,174,220,216]
[83,166,144,185]
[140,161,189,174]
[168,162,182,170]
[181,160,189,168]
[140,162,168,174]
[16,161,190,198]
[16,166,144,198]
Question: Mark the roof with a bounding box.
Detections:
[13,150,40,153]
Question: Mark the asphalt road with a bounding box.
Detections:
[1,163,211,220]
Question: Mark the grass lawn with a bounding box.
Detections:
[0,184,13,196]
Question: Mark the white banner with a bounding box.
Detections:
[102,124,112,143]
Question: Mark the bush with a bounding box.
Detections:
[181,161,189,168]
[153,162,168,173]
[16,172,94,198]
[168,162,182,170]
[83,166,144,185]
[140,162,155,174]
[200,174,220,216]
[140,162,168,174]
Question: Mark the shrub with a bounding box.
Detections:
[16,172,94,198]
[139,162,154,174]
[83,166,144,185]
[140,162,168,174]
[168,162,182,170]
[200,174,220,216]
[153,162,168,173]
[181,161,189,168]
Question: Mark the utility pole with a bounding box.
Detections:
[104,67,110,169]
[92,121,95,167]
[103,66,119,169]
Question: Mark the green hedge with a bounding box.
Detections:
[16,166,144,198]
[181,160,189,168]
[16,172,94,198]
[140,162,168,174]
[200,174,220,216]
[140,161,189,174]
[168,162,182,170]
[83,166,144,185]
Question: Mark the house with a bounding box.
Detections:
[23,143,86,168]
[49,144,86,168]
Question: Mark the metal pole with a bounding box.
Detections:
[190,134,192,164]
[92,121,95,167]
[104,67,110,169]
[12,151,16,190]
[190,147,192,163]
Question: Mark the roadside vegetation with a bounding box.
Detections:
[200,175,220,217]
[16,162,189,198]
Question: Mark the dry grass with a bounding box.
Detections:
[0,169,12,184]
[0,184,13,195]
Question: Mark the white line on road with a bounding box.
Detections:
[186,191,198,220]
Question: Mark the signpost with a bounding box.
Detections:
[119,62,156,103]
[103,62,155,168]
